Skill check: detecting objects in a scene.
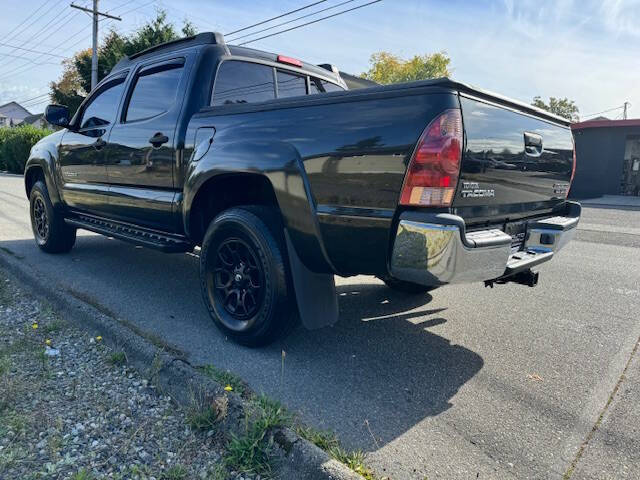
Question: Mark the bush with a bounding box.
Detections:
[0,125,53,174]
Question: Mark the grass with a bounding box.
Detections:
[223,395,291,477]
[162,465,188,480]
[107,351,127,366]
[0,278,9,305]
[70,469,96,480]
[296,425,378,480]
[200,364,248,395]
[186,392,228,432]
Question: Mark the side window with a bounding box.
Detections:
[125,63,183,122]
[79,78,125,129]
[277,70,307,98]
[321,80,344,92]
[310,77,344,94]
[213,61,276,106]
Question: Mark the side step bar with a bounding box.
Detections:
[65,214,193,253]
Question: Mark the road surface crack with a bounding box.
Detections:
[563,333,640,479]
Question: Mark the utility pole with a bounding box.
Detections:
[70,1,121,91]
[623,101,630,120]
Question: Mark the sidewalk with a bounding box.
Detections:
[579,195,640,210]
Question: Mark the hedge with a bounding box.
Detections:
[0,125,53,174]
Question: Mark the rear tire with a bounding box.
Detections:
[29,180,76,253]
[199,207,296,347]
[380,276,435,294]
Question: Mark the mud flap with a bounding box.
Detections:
[285,231,339,330]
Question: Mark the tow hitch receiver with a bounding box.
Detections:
[484,269,539,288]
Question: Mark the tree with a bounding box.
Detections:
[360,51,451,85]
[50,10,196,117]
[532,96,579,122]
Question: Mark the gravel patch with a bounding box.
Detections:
[0,270,260,480]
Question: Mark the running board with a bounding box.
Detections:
[65,214,193,253]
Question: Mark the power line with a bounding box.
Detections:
[228,0,358,42]
[13,93,52,105]
[0,24,95,82]
[2,0,58,45]
[225,0,328,36]
[1,9,84,70]
[0,41,67,58]
[582,105,624,119]
[238,0,383,46]
[1,0,53,43]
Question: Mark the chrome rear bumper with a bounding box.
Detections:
[389,202,581,287]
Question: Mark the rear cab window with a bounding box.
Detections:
[212,61,276,106]
[125,61,184,122]
[276,70,307,98]
[212,59,345,106]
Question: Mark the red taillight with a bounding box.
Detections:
[400,109,463,207]
[277,55,302,67]
[567,146,577,198]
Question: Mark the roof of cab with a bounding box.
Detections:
[110,31,342,84]
[111,32,225,73]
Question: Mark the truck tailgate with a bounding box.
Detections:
[453,94,574,225]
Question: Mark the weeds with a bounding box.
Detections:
[186,390,228,432]
[70,469,96,480]
[108,351,127,366]
[223,394,290,477]
[200,364,248,395]
[162,464,188,480]
[296,425,378,479]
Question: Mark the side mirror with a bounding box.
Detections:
[44,104,71,128]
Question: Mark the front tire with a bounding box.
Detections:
[29,180,76,253]
[199,207,296,347]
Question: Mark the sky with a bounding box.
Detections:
[0,0,638,120]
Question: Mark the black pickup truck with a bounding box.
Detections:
[25,32,580,346]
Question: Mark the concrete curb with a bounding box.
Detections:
[0,249,363,480]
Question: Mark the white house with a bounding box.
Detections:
[0,101,32,127]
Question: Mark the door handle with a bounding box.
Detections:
[149,132,169,148]
[93,138,106,150]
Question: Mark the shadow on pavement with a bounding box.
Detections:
[0,236,484,452]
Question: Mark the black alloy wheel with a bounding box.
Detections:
[200,207,297,347]
[211,238,265,326]
[32,196,49,242]
[29,180,76,253]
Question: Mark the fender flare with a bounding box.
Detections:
[24,141,62,208]
[183,139,337,274]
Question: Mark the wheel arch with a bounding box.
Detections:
[183,139,336,274]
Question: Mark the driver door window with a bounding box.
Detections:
[58,75,127,215]
[79,78,126,132]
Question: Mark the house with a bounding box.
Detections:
[0,101,32,127]
[23,113,51,129]
[571,119,640,198]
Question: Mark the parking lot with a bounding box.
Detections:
[1,173,639,479]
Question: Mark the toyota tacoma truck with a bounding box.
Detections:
[25,32,580,346]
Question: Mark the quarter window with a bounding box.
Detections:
[213,61,276,106]
[125,64,183,122]
[277,70,307,98]
[310,77,344,94]
[79,78,125,129]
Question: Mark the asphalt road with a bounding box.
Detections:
[2,172,639,479]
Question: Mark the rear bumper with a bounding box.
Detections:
[389,202,581,287]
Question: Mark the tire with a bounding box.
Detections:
[199,206,296,347]
[29,180,76,254]
[380,276,435,294]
